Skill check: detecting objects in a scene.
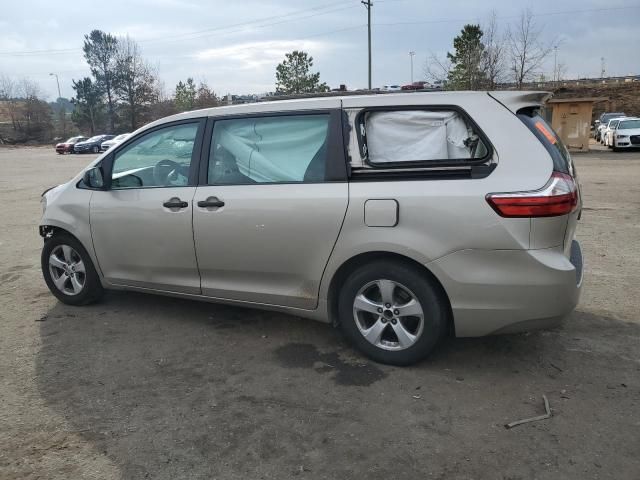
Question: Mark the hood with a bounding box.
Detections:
[618,128,640,135]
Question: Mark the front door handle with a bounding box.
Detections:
[197,197,225,208]
[163,198,188,209]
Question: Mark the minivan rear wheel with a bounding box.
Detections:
[41,233,104,305]
[338,261,447,366]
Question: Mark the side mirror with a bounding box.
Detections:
[83,167,105,189]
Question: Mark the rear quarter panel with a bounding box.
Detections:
[319,93,554,302]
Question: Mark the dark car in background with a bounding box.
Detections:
[401,81,430,90]
[55,136,88,154]
[74,135,115,154]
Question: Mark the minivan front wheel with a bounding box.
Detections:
[42,233,104,305]
[338,261,447,366]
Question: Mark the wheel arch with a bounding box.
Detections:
[39,222,103,280]
[326,251,454,335]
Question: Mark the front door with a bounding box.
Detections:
[193,112,348,309]
[90,120,204,294]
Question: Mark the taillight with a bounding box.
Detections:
[486,172,578,218]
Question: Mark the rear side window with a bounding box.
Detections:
[208,114,330,184]
[517,113,572,175]
[357,109,489,167]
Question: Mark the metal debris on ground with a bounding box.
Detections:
[505,395,552,429]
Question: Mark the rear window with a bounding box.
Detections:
[357,109,489,167]
[517,113,572,175]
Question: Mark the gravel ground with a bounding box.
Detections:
[1,145,639,480]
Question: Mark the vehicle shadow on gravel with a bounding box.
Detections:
[35,291,640,480]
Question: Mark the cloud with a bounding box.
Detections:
[193,40,330,70]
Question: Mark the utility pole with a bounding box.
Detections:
[362,0,372,90]
[600,57,606,79]
[49,72,66,136]
[409,51,415,83]
[553,46,558,83]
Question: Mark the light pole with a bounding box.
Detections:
[49,73,62,99]
[409,51,415,84]
[49,73,66,136]
[553,46,558,83]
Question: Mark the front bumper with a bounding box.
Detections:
[428,242,583,337]
[613,137,640,148]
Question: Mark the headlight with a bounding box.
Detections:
[41,194,47,214]
[617,135,628,139]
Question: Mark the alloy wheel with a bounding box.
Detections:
[352,279,425,351]
[48,245,86,295]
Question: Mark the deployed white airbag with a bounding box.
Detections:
[365,110,472,163]
[213,116,329,182]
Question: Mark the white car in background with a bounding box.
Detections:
[611,118,640,151]
[595,112,625,142]
[603,118,626,147]
[101,133,131,152]
[381,85,402,92]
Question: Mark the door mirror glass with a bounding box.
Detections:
[83,167,104,189]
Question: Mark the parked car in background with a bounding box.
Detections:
[401,81,430,91]
[603,118,626,147]
[611,118,640,151]
[55,136,88,154]
[381,85,402,92]
[596,112,626,142]
[101,133,131,152]
[39,91,583,366]
[74,135,115,154]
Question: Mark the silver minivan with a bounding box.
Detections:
[40,91,583,365]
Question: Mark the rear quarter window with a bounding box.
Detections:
[356,108,490,168]
[517,113,573,175]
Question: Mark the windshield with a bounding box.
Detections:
[601,113,625,123]
[618,120,640,129]
[87,135,103,142]
[608,120,620,128]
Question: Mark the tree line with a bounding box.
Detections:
[1,11,560,144]
[73,30,220,136]
[425,9,562,90]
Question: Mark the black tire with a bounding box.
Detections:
[41,232,104,306]
[338,260,448,366]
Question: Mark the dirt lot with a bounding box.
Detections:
[1,146,639,480]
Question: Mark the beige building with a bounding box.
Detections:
[546,97,608,152]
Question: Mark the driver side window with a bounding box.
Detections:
[111,123,199,189]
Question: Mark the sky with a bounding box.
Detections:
[1,0,639,101]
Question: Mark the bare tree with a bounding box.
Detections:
[19,79,52,139]
[554,62,568,83]
[114,37,158,130]
[0,75,21,130]
[482,11,506,89]
[507,9,553,89]
[423,52,452,88]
